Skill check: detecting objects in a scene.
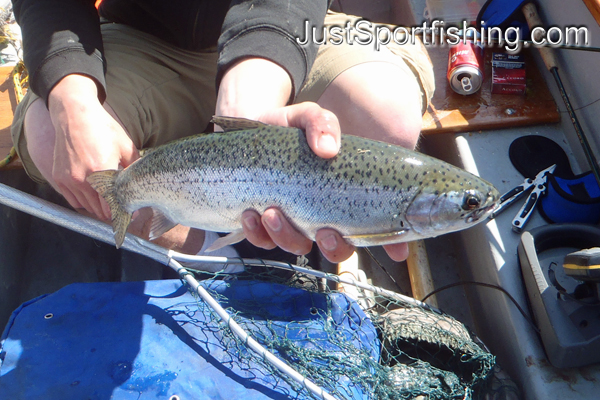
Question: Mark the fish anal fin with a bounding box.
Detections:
[149,209,179,240]
[205,229,246,252]
[211,116,268,132]
[343,230,409,247]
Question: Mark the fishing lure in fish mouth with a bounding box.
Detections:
[87,116,500,250]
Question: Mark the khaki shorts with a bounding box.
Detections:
[12,11,435,184]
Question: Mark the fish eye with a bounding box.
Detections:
[462,192,481,211]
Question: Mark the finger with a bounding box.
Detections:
[294,104,341,159]
[56,182,96,215]
[241,210,277,250]
[261,208,313,255]
[56,184,83,210]
[80,185,107,220]
[260,102,341,159]
[315,228,355,263]
[383,243,410,262]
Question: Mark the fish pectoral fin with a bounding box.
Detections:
[343,230,409,246]
[205,229,246,253]
[211,116,268,132]
[149,209,179,240]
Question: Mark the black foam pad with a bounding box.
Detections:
[508,135,575,179]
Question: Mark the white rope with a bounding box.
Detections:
[168,250,440,313]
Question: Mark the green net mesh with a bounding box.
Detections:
[179,259,509,400]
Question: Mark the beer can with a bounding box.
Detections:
[447,32,484,95]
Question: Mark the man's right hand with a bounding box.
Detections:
[46,74,138,220]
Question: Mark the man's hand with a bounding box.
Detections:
[47,74,138,220]
[216,59,408,263]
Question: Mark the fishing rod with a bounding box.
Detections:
[521,2,600,188]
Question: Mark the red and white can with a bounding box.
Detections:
[447,32,484,95]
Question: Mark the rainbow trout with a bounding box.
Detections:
[88,117,499,250]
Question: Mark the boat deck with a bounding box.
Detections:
[2,0,600,398]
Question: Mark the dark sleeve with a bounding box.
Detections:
[217,0,328,102]
[13,0,106,105]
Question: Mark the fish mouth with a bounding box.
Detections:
[466,203,497,223]
[466,192,500,223]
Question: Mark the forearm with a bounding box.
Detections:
[217,0,328,100]
[48,74,100,114]
[215,58,292,119]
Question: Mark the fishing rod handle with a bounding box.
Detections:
[522,2,559,71]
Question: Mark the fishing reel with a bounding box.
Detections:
[555,248,600,304]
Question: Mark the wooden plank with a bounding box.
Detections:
[0,65,21,169]
[406,240,438,307]
[582,0,600,27]
[422,47,560,135]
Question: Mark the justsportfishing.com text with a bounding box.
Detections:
[296,20,590,52]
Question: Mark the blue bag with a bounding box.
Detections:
[477,0,530,40]
[0,279,379,399]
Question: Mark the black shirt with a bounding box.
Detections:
[12,0,329,104]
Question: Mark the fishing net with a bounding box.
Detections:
[0,250,517,400]
[168,256,504,400]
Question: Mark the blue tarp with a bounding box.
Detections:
[0,279,379,399]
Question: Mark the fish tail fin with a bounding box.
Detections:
[87,170,132,249]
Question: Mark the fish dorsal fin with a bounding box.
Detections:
[149,209,178,240]
[211,116,268,132]
[343,230,409,246]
